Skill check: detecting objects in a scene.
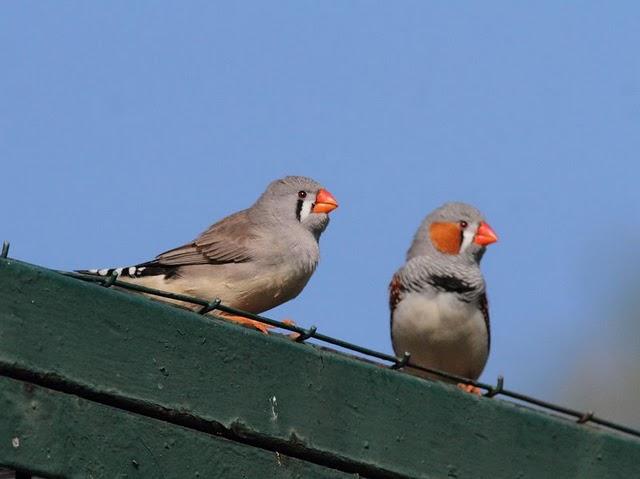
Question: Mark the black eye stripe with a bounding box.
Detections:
[295,198,304,221]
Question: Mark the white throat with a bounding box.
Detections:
[299,198,314,221]
[459,222,478,253]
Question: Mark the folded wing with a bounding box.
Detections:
[152,210,257,266]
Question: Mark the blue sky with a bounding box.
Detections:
[2,3,639,426]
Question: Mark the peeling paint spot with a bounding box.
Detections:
[270,395,278,421]
[11,437,19,448]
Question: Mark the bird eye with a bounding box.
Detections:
[298,191,307,199]
[459,220,468,228]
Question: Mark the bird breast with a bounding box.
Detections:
[392,291,489,380]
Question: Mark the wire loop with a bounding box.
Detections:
[199,298,222,315]
[484,375,505,398]
[577,411,594,424]
[102,271,118,287]
[1,241,9,258]
[391,352,411,369]
[295,325,317,342]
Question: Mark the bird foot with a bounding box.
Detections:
[216,314,303,338]
[457,383,483,395]
[219,314,273,334]
[281,319,301,340]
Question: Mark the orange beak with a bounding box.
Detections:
[474,221,498,246]
[312,188,339,214]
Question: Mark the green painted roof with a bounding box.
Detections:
[1,258,638,478]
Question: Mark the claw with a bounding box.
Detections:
[281,319,300,340]
[457,383,483,395]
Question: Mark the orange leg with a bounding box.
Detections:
[218,314,273,334]
[215,314,302,337]
[457,383,483,396]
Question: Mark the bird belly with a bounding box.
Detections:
[392,292,488,381]
[124,262,313,315]
[221,264,312,313]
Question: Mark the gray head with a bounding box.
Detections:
[406,202,498,263]
[253,176,338,239]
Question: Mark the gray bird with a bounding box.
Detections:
[80,176,338,332]
[389,202,498,392]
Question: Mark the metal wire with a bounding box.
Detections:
[1,243,635,440]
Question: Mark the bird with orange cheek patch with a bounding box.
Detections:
[389,202,498,394]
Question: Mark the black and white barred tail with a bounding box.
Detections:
[79,266,148,278]
[77,263,179,279]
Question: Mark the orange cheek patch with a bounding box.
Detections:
[429,222,462,255]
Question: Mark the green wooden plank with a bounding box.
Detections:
[0,375,354,479]
[0,258,639,478]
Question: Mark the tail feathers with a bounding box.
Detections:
[77,266,147,278]
[76,262,179,279]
